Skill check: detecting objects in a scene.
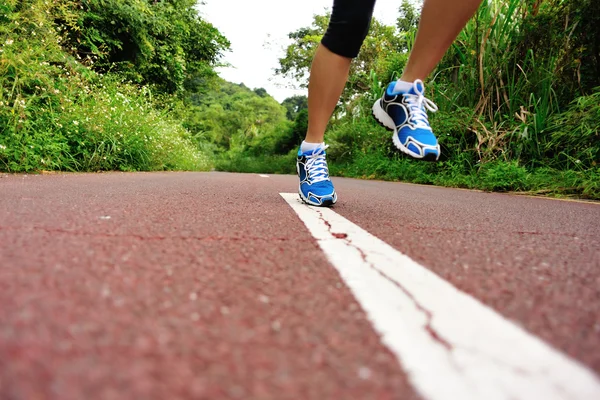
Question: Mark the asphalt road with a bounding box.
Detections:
[1,172,598,400]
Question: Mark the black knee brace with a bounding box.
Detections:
[321,0,377,58]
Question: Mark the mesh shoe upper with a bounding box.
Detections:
[380,79,440,159]
[297,145,337,206]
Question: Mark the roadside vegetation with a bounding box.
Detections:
[238,0,600,199]
[1,0,598,199]
[0,0,227,172]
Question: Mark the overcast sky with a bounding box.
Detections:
[199,0,405,102]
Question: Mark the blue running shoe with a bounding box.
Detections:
[372,79,440,161]
[297,145,337,207]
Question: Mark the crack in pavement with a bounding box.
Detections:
[316,210,453,351]
[393,223,592,240]
[314,210,576,390]
[0,225,309,243]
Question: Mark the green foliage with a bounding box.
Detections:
[288,109,309,149]
[517,0,600,101]
[183,79,289,153]
[432,0,599,168]
[277,14,408,110]
[281,95,308,120]
[197,85,307,171]
[215,151,296,175]
[276,14,330,83]
[545,90,600,169]
[0,0,219,172]
[396,0,420,32]
[326,117,389,163]
[2,0,597,200]
[252,1,600,199]
[57,78,209,172]
[51,0,230,93]
[253,88,268,98]
[326,116,599,198]
[476,161,530,192]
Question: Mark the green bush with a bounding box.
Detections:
[51,0,229,93]
[215,151,296,175]
[475,161,529,192]
[545,90,600,169]
[0,0,210,172]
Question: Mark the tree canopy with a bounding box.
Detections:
[52,0,230,93]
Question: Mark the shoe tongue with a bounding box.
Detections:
[305,147,325,156]
[408,81,425,95]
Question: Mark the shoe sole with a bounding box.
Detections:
[298,184,337,207]
[372,99,440,162]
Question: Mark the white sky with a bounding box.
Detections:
[199,0,405,102]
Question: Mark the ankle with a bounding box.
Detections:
[392,80,413,93]
[301,140,325,152]
[400,70,426,82]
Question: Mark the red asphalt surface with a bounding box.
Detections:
[0,171,599,400]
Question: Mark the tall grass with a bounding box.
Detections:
[426,0,597,169]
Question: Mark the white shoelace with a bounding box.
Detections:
[403,79,438,130]
[305,145,330,184]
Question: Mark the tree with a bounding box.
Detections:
[276,14,330,83]
[184,79,287,150]
[276,13,405,110]
[397,0,420,32]
[253,88,268,97]
[281,95,308,120]
[53,0,230,93]
[289,109,309,149]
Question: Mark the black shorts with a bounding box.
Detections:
[321,0,377,58]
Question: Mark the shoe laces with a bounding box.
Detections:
[305,145,330,184]
[403,79,438,129]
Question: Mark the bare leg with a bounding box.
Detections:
[304,45,351,144]
[304,0,483,144]
[401,0,483,82]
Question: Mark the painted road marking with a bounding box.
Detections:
[280,193,600,400]
[258,174,270,178]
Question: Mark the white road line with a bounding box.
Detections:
[258,174,270,178]
[280,193,600,400]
